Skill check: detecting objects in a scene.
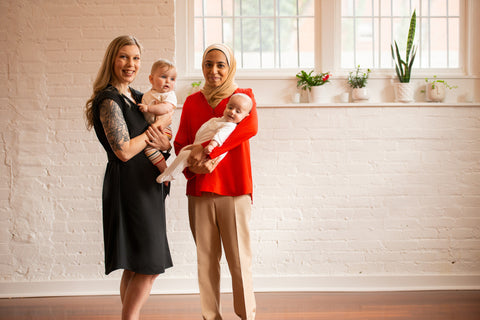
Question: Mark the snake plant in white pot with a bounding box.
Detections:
[391,10,417,102]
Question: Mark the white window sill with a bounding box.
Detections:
[257,102,480,108]
[177,102,480,109]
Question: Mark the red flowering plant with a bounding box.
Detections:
[321,73,330,83]
[296,70,332,92]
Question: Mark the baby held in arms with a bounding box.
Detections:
[140,59,177,174]
[157,93,252,183]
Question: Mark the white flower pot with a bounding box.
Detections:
[351,88,369,102]
[425,82,446,102]
[309,85,329,103]
[393,82,415,103]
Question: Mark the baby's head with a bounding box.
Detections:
[223,93,253,124]
[149,59,177,93]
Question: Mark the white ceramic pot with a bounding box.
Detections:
[351,88,369,102]
[309,85,329,103]
[393,82,415,103]
[425,82,446,102]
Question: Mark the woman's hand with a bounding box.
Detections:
[146,125,171,151]
[152,110,173,130]
[189,157,220,174]
[187,144,220,174]
[187,145,205,166]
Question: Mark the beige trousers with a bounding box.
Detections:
[188,194,256,320]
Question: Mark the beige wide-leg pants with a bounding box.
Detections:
[188,194,256,320]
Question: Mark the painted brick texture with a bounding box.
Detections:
[251,107,480,276]
[1,0,479,289]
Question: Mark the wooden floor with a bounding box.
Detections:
[0,291,479,320]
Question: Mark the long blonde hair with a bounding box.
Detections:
[201,43,238,108]
[84,35,143,130]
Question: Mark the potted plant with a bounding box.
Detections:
[296,70,331,103]
[190,80,202,94]
[391,9,417,102]
[348,65,371,102]
[423,76,457,102]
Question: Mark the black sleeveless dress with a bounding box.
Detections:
[92,85,172,275]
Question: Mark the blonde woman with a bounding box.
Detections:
[85,35,173,320]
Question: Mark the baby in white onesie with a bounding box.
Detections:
[157,93,252,183]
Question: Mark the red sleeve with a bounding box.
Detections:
[208,88,258,159]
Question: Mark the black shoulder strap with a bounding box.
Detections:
[129,87,143,104]
[94,86,123,108]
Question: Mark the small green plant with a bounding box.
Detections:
[296,70,331,91]
[424,76,457,90]
[191,80,202,88]
[391,10,417,83]
[348,65,371,89]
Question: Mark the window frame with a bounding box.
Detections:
[175,0,473,81]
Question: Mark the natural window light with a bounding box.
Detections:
[178,0,466,75]
[341,0,460,69]
[192,0,314,69]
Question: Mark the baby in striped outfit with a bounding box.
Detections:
[139,59,177,174]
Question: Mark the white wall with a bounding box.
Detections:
[1,0,480,297]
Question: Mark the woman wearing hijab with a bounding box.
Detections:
[174,44,258,320]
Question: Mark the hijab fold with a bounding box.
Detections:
[201,43,238,108]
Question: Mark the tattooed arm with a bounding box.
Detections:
[99,99,153,162]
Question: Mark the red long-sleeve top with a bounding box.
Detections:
[173,88,258,198]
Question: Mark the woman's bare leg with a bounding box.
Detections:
[120,270,135,304]
[121,272,159,320]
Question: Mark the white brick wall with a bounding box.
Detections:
[1,0,479,296]
[251,106,480,276]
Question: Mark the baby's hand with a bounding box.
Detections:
[204,144,214,155]
[138,103,148,113]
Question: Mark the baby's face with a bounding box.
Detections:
[223,96,251,124]
[149,66,177,93]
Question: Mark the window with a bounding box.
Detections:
[176,0,467,76]
[192,0,314,69]
[341,0,461,69]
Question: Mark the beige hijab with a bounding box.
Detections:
[201,43,238,108]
